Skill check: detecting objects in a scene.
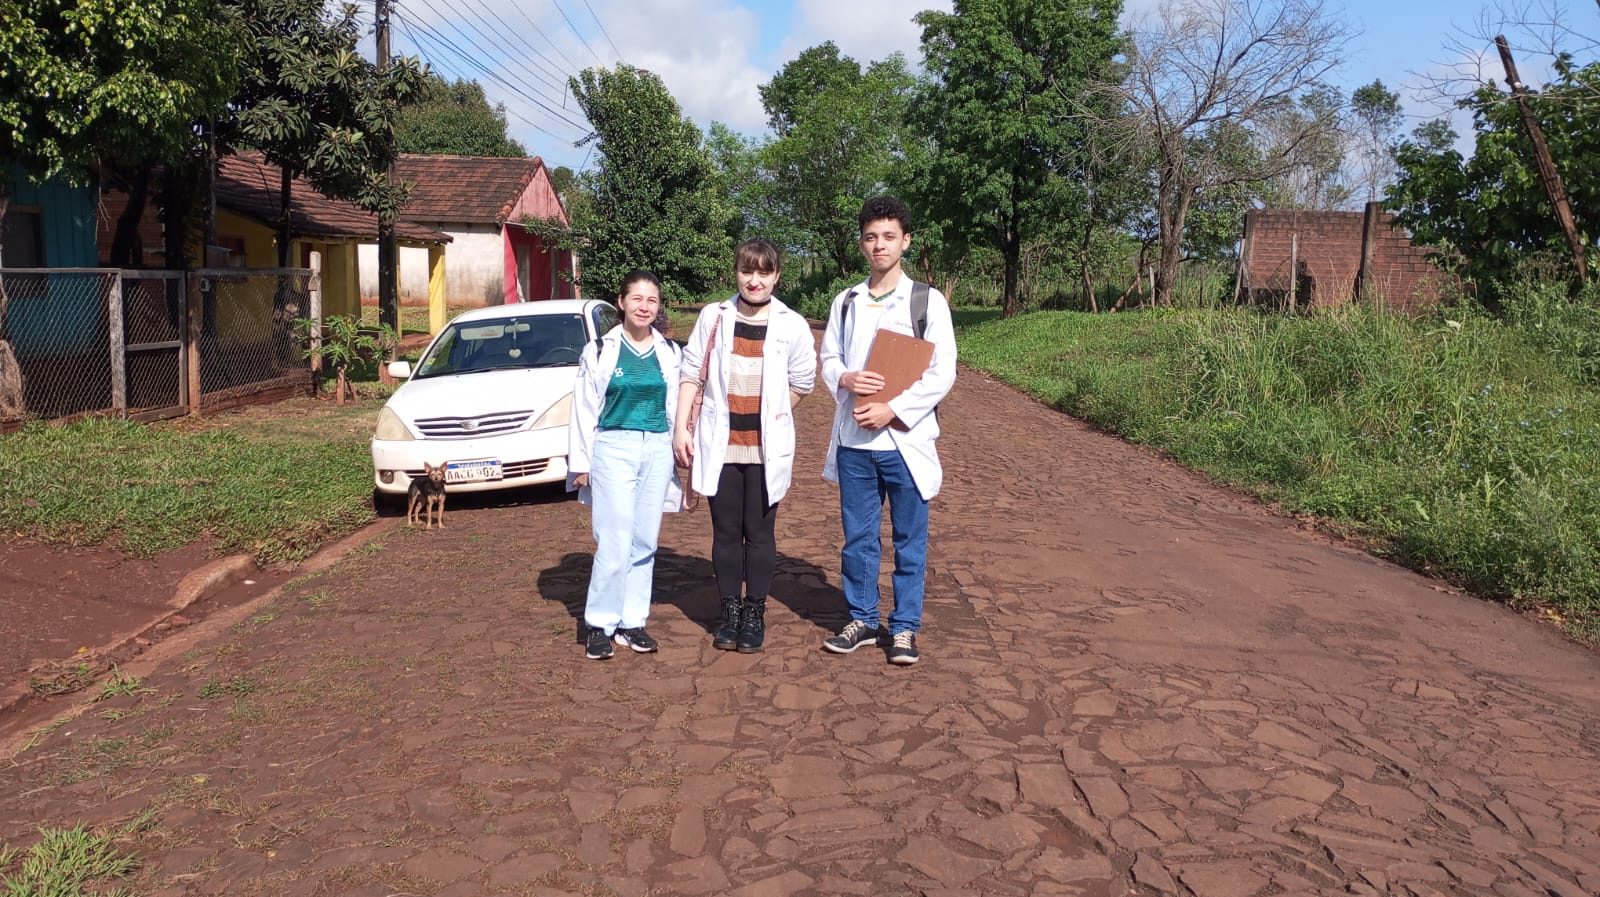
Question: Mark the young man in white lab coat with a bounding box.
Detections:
[818,196,958,665]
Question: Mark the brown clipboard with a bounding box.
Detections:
[853,329,935,431]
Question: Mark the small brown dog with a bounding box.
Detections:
[407,462,447,529]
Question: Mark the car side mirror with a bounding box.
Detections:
[387,360,413,380]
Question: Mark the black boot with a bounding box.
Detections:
[712,596,741,651]
[736,596,766,653]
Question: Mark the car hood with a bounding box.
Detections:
[384,367,577,423]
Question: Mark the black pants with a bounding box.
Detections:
[708,463,777,599]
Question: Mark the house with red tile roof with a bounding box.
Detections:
[95,153,452,321]
[359,154,576,321]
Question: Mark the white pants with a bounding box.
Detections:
[583,428,673,633]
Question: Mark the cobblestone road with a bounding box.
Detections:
[3,349,1598,897]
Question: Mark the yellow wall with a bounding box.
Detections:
[322,243,360,319]
[211,213,366,346]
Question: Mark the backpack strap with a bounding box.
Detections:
[910,280,930,340]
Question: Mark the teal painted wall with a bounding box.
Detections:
[4,165,98,267]
[3,165,104,355]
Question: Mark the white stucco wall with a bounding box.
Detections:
[358,225,505,307]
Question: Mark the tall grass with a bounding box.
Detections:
[958,303,1600,633]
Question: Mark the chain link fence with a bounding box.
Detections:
[0,268,116,424]
[195,268,312,412]
[0,267,316,428]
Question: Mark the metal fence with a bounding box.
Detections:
[0,267,315,428]
[195,268,312,412]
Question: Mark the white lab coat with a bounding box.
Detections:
[680,297,817,505]
[819,274,958,500]
[566,325,685,511]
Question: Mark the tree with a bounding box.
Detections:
[223,0,427,266]
[396,75,526,157]
[1350,80,1402,203]
[1387,58,1600,290]
[528,66,731,302]
[761,50,917,277]
[1256,84,1350,210]
[758,42,863,136]
[1119,0,1351,304]
[704,122,773,245]
[1,0,236,417]
[912,0,1126,318]
[547,165,576,196]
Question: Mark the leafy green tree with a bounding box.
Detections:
[1350,80,1402,203]
[396,75,526,157]
[911,0,1125,318]
[223,0,427,265]
[705,122,774,245]
[547,165,576,196]
[528,66,731,302]
[1387,58,1600,290]
[761,50,917,278]
[1,0,236,418]
[758,42,862,136]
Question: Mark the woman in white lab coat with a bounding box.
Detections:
[673,238,817,654]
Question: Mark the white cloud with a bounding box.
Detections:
[776,0,953,68]
[392,0,774,168]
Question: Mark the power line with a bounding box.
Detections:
[456,0,575,89]
[502,1,585,75]
[580,0,622,63]
[393,13,590,141]
[393,7,590,132]
[396,0,572,99]
[552,0,606,67]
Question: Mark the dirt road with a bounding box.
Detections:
[3,354,1598,896]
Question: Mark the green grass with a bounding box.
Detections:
[0,815,151,897]
[358,302,469,336]
[957,302,1600,637]
[0,402,379,564]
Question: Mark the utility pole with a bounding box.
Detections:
[375,0,400,332]
[1495,35,1588,283]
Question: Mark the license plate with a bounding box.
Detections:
[445,459,502,483]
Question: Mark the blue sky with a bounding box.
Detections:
[383,0,1595,172]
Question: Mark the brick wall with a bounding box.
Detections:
[1241,207,1452,312]
[96,187,168,268]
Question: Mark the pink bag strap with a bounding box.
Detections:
[696,313,722,386]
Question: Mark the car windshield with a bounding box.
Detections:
[412,313,588,379]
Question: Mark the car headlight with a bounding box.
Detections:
[373,406,415,441]
[529,393,573,430]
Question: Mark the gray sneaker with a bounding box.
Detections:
[887,631,919,665]
[822,619,880,654]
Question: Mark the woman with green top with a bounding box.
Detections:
[567,270,685,660]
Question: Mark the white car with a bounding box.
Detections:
[371,298,619,501]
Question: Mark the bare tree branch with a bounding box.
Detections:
[1114,0,1353,304]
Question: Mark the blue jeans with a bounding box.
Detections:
[836,446,929,635]
[584,429,672,633]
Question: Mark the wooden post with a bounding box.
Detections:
[1288,232,1299,312]
[1355,201,1382,306]
[108,274,126,416]
[186,273,203,413]
[1496,35,1588,283]
[1233,216,1251,305]
[308,251,323,396]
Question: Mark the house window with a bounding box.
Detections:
[1,207,45,267]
